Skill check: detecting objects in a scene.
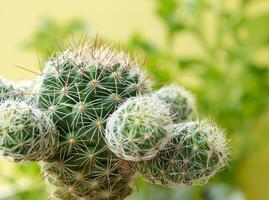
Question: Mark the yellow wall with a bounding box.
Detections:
[0,0,163,80]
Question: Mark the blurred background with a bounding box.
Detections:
[0,0,268,199]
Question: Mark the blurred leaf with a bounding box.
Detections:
[127,33,159,54]
[156,0,185,36]
[205,184,246,200]
[23,18,89,58]
[245,12,269,47]
[178,58,204,69]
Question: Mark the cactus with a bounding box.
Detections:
[38,46,150,129]
[0,101,58,162]
[0,78,14,101]
[131,120,229,186]
[36,44,150,200]
[0,77,36,103]
[0,42,229,200]
[156,84,196,122]
[42,146,134,200]
[105,95,173,161]
[0,78,25,102]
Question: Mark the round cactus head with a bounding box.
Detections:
[39,45,151,131]
[0,101,58,161]
[34,43,151,199]
[157,84,196,122]
[133,120,229,186]
[105,95,173,161]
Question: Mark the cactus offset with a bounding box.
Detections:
[0,101,58,161]
[105,95,173,161]
[131,120,229,186]
[0,78,14,101]
[0,41,229,200]
[156,84,196,122]
[0,77,37,103]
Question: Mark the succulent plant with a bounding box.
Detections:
[0,42,229,200]
[0,77,37,103]
[105,95,173,161]
[156,84,196,122]
[0,77,14,101]
[36,44,150,200]
[0,101,58,162]
[38,46,150,129]
[131,120,229,186]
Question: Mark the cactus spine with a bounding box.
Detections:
[0,101,58,162]
[131,120,228,186]
[0,78,14,101]
[156,84,196,122]
[0,41,229,200]
[105,95,173,161]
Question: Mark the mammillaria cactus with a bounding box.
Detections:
[0,42,229,200]
[0,101,58,162]
[131,120,229,186]
[0,77,36,103]
[105,95,173,161]
[0,78,26,101]
[156,84,196,122]
[0,78,14,101]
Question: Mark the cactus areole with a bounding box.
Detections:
[0,42,229,200]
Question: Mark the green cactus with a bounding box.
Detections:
[132,120,229,186]
[0,42,229,200]
[156,84,196,122]
[0,78,14,101]
[0,101,58,161]
[38,47,150,129]
[105,95,173,161]
[35,44,150,199]
[0,77,37,103]
[42,148,134,199]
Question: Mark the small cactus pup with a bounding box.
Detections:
[0,77,24,102]
[0,77,14,101]
[0,101,58,162]
[15,79,42,101]
[156,84,196,122]
[0,77,37,103]
[105,95,173,161]
[132,120,229,186]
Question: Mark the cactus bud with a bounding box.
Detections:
[157,84,196,122]
[132,120,229,186]
[0,101,58,161]
[105,95,173,161]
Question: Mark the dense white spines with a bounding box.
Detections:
[0,101,58,161]
[105,95,173,161]
[132,120,229,186]
[157,84,196,122]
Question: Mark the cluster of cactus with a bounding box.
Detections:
[0,42,229,200]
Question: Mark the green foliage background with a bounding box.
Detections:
[0,0,268,199]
